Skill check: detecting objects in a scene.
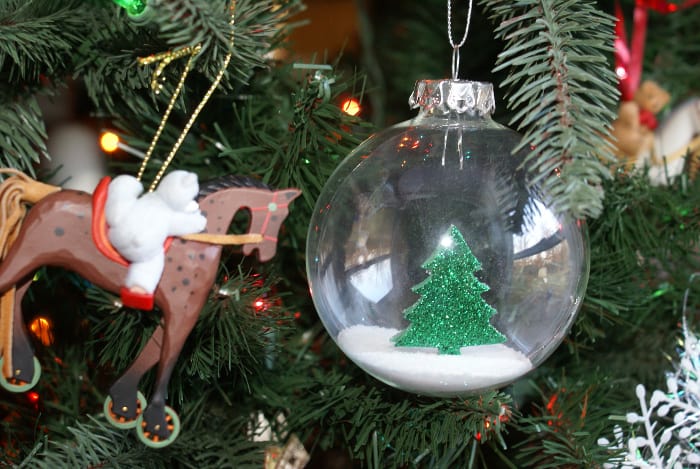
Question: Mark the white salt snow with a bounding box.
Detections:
[337,325,533,396]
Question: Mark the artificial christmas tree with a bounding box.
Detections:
[0,0,699,467]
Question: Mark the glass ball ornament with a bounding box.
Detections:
[306,79,589,396]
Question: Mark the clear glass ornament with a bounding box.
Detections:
[306,79,589,396]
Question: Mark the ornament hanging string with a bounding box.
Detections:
[135,44,201,183]
[447,0,474,80]
[136,0,237,192]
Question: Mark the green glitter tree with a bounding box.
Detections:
[393,225,506,354]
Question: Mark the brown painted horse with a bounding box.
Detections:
[0,174,299,446]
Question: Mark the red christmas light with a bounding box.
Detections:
[473,404,511,442]
[27,391,40,404]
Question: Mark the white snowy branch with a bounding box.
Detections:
[598,324,700,468]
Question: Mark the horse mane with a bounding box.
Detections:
[197,175,272,200]
[0,170,60,259]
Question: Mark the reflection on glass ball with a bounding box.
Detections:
[307,80,589,396]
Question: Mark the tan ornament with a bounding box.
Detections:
[264,434,310,469]
[610,80,700,184]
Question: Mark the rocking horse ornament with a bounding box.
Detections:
[0,169,300,447]
[0,0,285,447]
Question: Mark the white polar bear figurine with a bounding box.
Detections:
[105,170,207,294]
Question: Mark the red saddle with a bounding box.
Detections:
[92,177,172,310]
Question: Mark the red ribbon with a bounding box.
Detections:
[615,0,700,101]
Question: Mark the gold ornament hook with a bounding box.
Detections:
[138,44,203,95]
[136,0,237,190]
[136,44,202,183]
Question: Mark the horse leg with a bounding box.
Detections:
[1,279,36,387]
[139,304,201,444]
[0,228,56,387]
[106,325,164,424]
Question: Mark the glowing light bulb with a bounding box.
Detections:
[100,131,120,153]
[341,98,361,116]
[27,391,40,403]
[29,316,54,346]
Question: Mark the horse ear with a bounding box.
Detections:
[279,189,301,202]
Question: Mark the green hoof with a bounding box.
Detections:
[0,356,40,392]
[104,391,147,429]
[136,406,181,448]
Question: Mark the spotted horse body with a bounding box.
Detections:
[0,174,299,447]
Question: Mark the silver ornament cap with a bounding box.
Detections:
[409,79,495,116]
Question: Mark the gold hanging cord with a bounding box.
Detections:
[136,0,237,192]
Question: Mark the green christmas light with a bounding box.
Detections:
[112,0,147,17]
